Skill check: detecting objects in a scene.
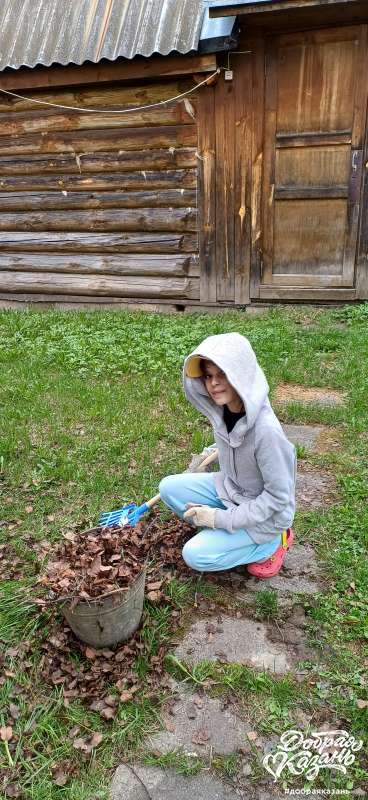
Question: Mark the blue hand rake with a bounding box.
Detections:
[99,493,161,528]
[98,448,219,528]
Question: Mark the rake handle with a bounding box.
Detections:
[144,447,219,510]
[193,448,219,471]
[146,493,161,508]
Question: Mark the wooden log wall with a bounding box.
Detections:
[0,78,200,304]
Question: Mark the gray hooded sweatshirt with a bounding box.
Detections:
[183,332,296,544]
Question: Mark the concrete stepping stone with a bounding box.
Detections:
[146,679,251,757]
[111,764,240,800]
[296,464,338,509]
[275,383,346,407]
[208,544,322,605]
[242,544,322,598]
[173,617,291,674]
[282,423,340,453]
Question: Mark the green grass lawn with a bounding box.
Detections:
[0,304,367,798]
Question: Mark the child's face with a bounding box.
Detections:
[201,360,242,409]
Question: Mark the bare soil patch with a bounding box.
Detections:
[275,383,346,407]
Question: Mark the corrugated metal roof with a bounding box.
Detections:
[0,0,208,71]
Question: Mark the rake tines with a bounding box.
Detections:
[99,503,136,527]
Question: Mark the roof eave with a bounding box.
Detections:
[209,0,363,17]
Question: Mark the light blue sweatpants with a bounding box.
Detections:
[159,472,281,572]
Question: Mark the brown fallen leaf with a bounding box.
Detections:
[89,699,105,713]
[73,736,88,752]
[90,731,103,748]
[8,704,20,720]
[191,727,210,745]
[104,694,117,708]
[356,699,368,709]
[85,647,98,660]
[5,647,19,658]
[63,532,76,543]
[87,555,102,577]
[49,635,65,649]
[53,771,68,787]
[101,706,115,720]
[118,565,130,578]
[4,785,22,798]
[0,725,13,741]
[146,590,162,602]
[119,691,134,703]
[147,580,163,591]
[165,719,175,733]
[115,650,128,663]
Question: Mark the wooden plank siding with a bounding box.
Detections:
[197,64,253,305]
[0,77,200,303]
[356,40,368,299]
[197,82,216,303]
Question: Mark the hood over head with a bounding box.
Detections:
[183,332,269,434]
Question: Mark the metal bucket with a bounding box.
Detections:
[62,567,146,649]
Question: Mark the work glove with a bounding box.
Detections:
[187,445,218,473]
[183,503,217,529]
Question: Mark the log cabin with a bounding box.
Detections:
[0,0,367,312]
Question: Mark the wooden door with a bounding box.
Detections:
[255,25,368,300]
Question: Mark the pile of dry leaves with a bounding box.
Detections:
[2,511,202,795]
[37,509,196,602]
[39,524,149,601]
[4,510,196,711]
